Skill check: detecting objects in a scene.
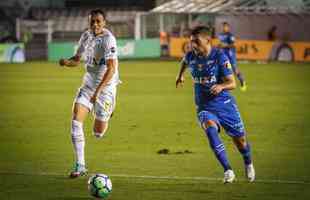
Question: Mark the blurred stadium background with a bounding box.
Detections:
[1,0,310,62]
[1,1,310,200]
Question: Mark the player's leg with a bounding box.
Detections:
[70,102,90,178]
[93,87,116,138]
[234,67,246,90]
[230,53,246,91]
[219,98,255,182]
[93,119,109,138]
[70,88,93,178]
[232,136,255,182]
[198,111,235,183]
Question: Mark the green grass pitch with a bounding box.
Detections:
[0,60,310,200]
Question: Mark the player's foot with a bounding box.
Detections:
[69,163,88,178]
[94,132,104,138]
[223,169,235,183]
[240,82,247,92]
[245,163,255,182]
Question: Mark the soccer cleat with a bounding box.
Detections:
[240,82,247,92]
[223,169,235,183]
[69,163,88,178]
[245,163,255,182]
[94,132,104,138]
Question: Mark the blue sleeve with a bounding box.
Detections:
[229,34,235,44]
[181,52,191,66]
[218,33,224,43]
[219,52,233,77]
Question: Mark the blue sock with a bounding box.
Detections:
[238,143,252,165]
[237,73,245,86]
[205,126,232,171]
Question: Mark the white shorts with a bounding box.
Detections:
[74,84,117,122]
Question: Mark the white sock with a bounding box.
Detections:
[71,120,85,166]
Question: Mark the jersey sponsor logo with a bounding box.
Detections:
[95,38,103,45]
[193,76,217,84]
[207,60,215,65]
[189,60,196,65]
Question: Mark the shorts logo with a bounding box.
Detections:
[224,61,232,69]
[102,101,112,112]
[224,99,231,104]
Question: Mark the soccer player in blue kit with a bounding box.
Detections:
[218,22,247,91]
[176,26,255,183]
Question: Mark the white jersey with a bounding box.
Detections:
[76,29,120,91]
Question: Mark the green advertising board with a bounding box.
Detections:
[0,43,25,63]
[48,42,76,62]
[48,39,160,61]
[117,39,160,59]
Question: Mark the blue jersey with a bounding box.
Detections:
[183,48,245,137]
[218,32,237,68]
[218,32,235,53]
[182,48,233,107]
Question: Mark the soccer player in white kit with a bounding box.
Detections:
[59,9,120,178]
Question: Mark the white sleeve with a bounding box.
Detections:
[75,32,88,56]
[103,35,117,60]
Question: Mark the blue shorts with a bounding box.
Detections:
[197,97,245,137]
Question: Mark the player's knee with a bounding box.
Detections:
[93,122,108,138]
[202,120,217,130]
[72,103,89,122]
[233,136,247,149]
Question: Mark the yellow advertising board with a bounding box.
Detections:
[169,37,190,58]
[235,40,274,60]
[289,42,310,62]
[169,37,310,62]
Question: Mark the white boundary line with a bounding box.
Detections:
[0,171,309,185]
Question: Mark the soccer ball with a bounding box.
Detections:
[88,174,112,199]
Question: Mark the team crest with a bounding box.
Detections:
[197,64,204,71]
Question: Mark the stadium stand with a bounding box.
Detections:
[151,0,310,41]
[29,7,136,39]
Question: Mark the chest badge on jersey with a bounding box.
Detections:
[197,64,204,71]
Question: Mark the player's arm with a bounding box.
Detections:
[210,74,236,95]
[176,59,187,88]
[59,55,81,67]
[90,59,117,103]
[59,31,87,67]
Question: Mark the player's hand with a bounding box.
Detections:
[90,94,98,104]
[210,84,224,95]
[176,76,185,88]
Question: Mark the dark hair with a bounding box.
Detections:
[191,26,212,36]
[89,9,106,20]
[223,22,229,26]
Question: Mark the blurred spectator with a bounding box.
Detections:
[159,31,169,57]
[207,22,216,39]
[182,28,191,37]
[171,26,180,37]
[267,25,277,41]
[22,27,33,44]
